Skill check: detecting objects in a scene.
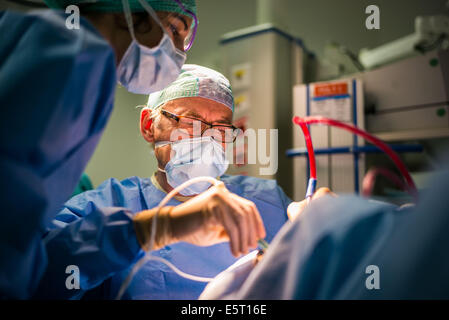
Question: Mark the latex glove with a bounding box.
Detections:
[287,187,336,221]
[133,183,266,257]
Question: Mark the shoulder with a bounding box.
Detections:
[0,9,116,137]
[96,176,152,193]
[1,9,69,32]
[1,9,105,46]
[221,174,280,191]
[0,9,115,96]
[221,175,290,207]
[0,9,114,67]
[67,176,152,208]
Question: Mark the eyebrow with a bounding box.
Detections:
[180,110,205,120]
[175,14,188,31]
[181,110,232,125]
[214,118,233,125]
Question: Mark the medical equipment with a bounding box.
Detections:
[294,118,317,204]
[221,23,315,196]
[293,116,418,201]
[362,49,449,141]
[256,238,269,257]
[257,239,269,251]
[116,176,270,299]
[358,15,449,70]
[292,78,365,198]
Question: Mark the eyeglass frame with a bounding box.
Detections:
[159,108,240,143]
[172,0,198,51]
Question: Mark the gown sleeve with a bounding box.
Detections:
[0,9,116,299]
[34,179,143,300]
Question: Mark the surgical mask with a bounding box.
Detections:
[155,136,229,196]
[117,0,186,94]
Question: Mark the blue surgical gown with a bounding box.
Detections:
[0,10,116,299]
[34,175,290,299]
[225,170,449,299]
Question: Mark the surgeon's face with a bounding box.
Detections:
[113,11,192,64]
[142,97,233,171]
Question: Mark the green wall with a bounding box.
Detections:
[186,0,447,71]
[84,86,157,186]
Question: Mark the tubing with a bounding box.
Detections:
[295,121,317,180]
[293,116,418,200]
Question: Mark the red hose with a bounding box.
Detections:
[293,116,418,200]
[295,121,317,180]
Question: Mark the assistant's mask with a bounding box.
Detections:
[155,136,229,196]
[117,0,186,94]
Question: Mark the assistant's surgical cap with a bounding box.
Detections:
[44,0,197,16]
[147,64,234,113]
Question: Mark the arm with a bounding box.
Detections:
[0,10,115,299]
[34,178,145,299]
[35,202,142,299]
[37,180,266,299]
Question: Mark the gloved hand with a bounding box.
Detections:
[287,187,336,221]
[133,183,266,257]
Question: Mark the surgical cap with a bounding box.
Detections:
[147,64,234,112]
[44,0,197,16]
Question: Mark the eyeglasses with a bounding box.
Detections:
[139,0,198,52]
[172,0,198,51]
[160,109,240,143]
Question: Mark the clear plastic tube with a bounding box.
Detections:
[293,116,418,201]
[115,176,222,300]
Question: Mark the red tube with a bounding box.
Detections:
[296,121,317,180]
[293,116,418,200]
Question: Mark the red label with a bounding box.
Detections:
[314,82,348,97]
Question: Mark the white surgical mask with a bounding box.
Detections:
[117,0,186,94]
[155,136,229,196]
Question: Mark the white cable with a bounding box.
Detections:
[116,176,222,300]
[147,256,214,282]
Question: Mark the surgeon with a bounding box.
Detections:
[0,0,199,299]
[34,64,292,300]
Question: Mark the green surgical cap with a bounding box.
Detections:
[147,64,234,113]
[44,0,197,16]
